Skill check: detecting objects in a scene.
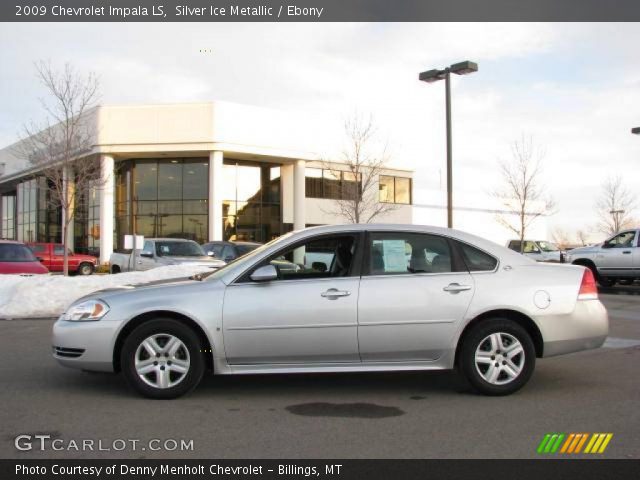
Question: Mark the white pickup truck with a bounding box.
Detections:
[506,239,565,263]
[565,229,640,286]
[109,238,225,273]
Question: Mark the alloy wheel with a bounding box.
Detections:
[134,333,191,389]
[474,332,525,385]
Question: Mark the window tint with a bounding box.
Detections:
[261,235,357,281]
[221,245,236,260]
[507,240,520,251]
[607,231,636,248]
[458,242,498,271]
[53,246,65,256]
[155,241,204,257]
[0,244,37,262]
[369,233,452,275]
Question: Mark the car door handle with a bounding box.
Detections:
[622,251,631,254]
[443,283,472,293]
[321,288,351,299]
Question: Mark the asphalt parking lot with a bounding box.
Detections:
[1,292,639,459]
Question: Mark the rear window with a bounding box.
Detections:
[28,244,46,253]
[0,244,38,262]
[236,244,259,256]
[457,242,498,272]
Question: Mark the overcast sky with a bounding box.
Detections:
[1,22,639,240]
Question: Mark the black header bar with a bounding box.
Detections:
[3,0,640,22]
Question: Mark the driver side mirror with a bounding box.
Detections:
[206,251,215,257]
[140,251,153,258]
[250,264,278,282]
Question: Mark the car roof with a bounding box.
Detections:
[0,239,25,245]
[151,238,196,242]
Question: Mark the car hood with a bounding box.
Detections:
[73,276,224,306]
[567,245,600,255]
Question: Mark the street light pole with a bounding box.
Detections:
[419,61,478,229]
[444,69,453,228]
[610,209,624,233]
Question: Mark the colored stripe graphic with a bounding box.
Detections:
[538,433,613,454]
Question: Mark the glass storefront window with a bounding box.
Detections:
[183,161,208,200]
[379,176,395,203]
[379,175,412,204]
[158,161,182,200]
[135,162,158,200]
[1,195,16,239]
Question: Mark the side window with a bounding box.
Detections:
[369,232,453,275]
[523,241,540,253]
[211,244,224,257]
[607,231,636,248]
[457,242,498,272]
[507,240,520,252]
[29,244,46,253]
[259,235,357,281]
[142,241,153,254]
[53,245,65,256]
[221,245,235,261]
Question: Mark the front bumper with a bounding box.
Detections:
[540,299,609,357]
[52,318,120,372]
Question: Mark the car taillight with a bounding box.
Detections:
[578,268,598,300]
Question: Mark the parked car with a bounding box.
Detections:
[507,239,565,263]
[27,243,97,275]
[201,241,261,262]
[565,228,639,287]
[0,240,49,275]
[109,238,225,273]
[53,224,608,399]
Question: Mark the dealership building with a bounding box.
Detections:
[0,101,413,263]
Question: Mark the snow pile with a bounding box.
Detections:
[0,265,214,319]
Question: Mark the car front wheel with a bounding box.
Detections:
[459,319,536,396]
[77,262,94,275]
[121,319,205,399]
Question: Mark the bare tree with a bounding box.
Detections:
[551,228,571,250]
[595,175,636,236]
[14,61,100,275]
[492,135,556,252]
[576,229,589,246]
[322,114,397,223]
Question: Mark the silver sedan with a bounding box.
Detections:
[52,224,608,399]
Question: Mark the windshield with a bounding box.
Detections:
[0,244,38,262]
[155,241,205,257]
[537,241,559,252]
[199,233,294,281]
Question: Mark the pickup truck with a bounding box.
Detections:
[27,242,97,275]
[506,239,565,263]
[564,228,640,286]
[110,238,225,273]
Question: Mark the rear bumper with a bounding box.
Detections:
[539,299,609,357]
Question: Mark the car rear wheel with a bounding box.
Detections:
[121,319,205,399]
[459,319,536,396]
[77,262,94,276]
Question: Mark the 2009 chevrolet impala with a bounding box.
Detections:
[53,224,608,399]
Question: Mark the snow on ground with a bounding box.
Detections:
[0,265,214,319]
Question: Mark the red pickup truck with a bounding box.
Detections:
[27,243,98,275]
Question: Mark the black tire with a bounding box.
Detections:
[77,262,94,276]
[459,318,536,396]
[120,319,205,399]
[111,265,121,274]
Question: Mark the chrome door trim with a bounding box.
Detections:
[226,322,358,331]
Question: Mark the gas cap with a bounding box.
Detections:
[534,290,551,309]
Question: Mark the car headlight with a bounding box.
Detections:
[62,300,110,321]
